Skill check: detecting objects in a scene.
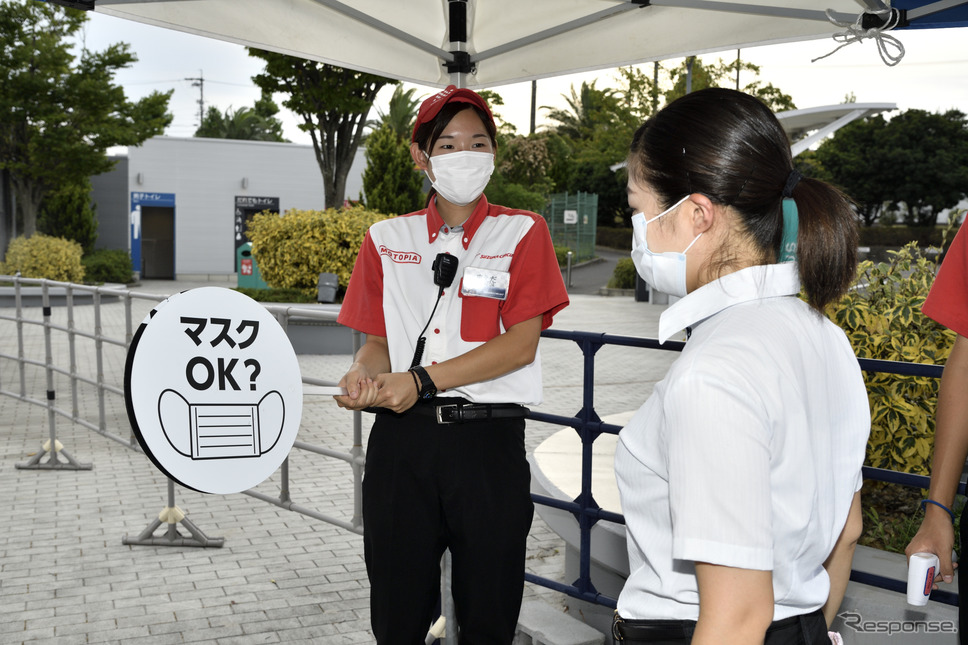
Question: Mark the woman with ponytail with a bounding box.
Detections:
[613,88,870,644]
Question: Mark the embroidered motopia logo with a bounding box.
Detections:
[379,246,421,264]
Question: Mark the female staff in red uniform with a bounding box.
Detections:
[336,86,569,645]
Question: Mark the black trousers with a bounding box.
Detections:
[362,410,533,645]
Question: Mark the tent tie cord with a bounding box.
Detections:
[812,7,907,67]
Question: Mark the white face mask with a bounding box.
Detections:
[630,195,702,298]
[425,150,494,206]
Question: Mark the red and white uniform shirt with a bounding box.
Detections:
[338,196,569,405]
[923,223,968,337]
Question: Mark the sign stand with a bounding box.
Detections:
[123,479,224,548]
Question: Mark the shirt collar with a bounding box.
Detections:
[657,263,801,344]
[426,195,490,249]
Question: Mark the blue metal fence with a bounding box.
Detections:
[526,328,962,609]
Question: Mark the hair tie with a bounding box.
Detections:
[782,169,802,198]
[778,198,798,263]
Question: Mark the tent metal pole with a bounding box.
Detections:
[907,0,968,20]
[651,0,854,24]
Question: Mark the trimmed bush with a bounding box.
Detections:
[81,249,134,284]
[608,257,637,289]
[826,237,959,476]
[554,245,572,267]
[1,234,85,282]
[245,206,391,298]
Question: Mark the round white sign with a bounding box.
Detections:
[124,287,303,494]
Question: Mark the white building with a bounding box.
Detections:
[91,136,366,280]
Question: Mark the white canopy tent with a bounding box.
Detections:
[57,0,968,89]
[779,102,897,156]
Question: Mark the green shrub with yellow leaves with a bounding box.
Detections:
[1,234,85,283]
[826,225,962,476]
[245,206,391,298]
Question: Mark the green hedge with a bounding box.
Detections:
[858,226,948,248]
[596,226,632,251]
[82,249,134,284]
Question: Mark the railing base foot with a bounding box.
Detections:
[123,515,225,548]
[16,446,92,471]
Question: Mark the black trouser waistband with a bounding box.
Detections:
[612,608,826,643]
[369,399,528,424]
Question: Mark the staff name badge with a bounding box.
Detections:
[461,266,510,300]
[124,287,303,494]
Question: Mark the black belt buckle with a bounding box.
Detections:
[435,403,462,424]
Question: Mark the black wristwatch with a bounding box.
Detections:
[409,365,437,400]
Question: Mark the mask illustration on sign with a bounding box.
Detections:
[158,389,285,460]
[630,195,701,298]
[426,151,494,206]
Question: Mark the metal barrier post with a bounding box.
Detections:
[122,478,225,548]
[566,250,573,288]
[351,329,365,530]
[16,281,91,471]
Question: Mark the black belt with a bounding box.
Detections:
[408,400,528,424]
[612,608,824,643]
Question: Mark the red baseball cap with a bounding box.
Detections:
[411,85,494,143]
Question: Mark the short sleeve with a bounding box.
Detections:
[337,230,387,336]
[923,224,968,337]
[665,368,774,570]
[500,216,569,330]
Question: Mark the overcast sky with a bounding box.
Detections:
[76,11,968,146]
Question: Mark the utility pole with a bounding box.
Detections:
[529,80,537,135]
[735,49,741,90]
[185,71,205,126]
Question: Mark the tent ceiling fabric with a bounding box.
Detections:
[92,0,968,88]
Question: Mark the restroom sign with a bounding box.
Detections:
[124,287,303,494]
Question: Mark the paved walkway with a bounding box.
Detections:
[0,267,677,644]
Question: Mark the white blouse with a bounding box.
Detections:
[615,263,870,621]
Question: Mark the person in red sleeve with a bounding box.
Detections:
[335,85,569,645]
[906,218,968,643]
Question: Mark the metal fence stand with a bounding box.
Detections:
[425,549,457,645]
[16,283,91,471]
[16,437,92,471]
[123,479,225,548]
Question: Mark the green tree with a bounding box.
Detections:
[543,81,623,141]
[884,110,968,227]
[0,2,172,237]
[248,49,394,209]
[37,177,97,251]
[362,122,423,215]
[374,85,421,141]
[664,57,796,113]
[615,65,662,124]
[194,93,286,142]
[814,115,890,227]
[816,110,968,227]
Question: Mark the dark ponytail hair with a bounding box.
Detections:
[627,87,858,311]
